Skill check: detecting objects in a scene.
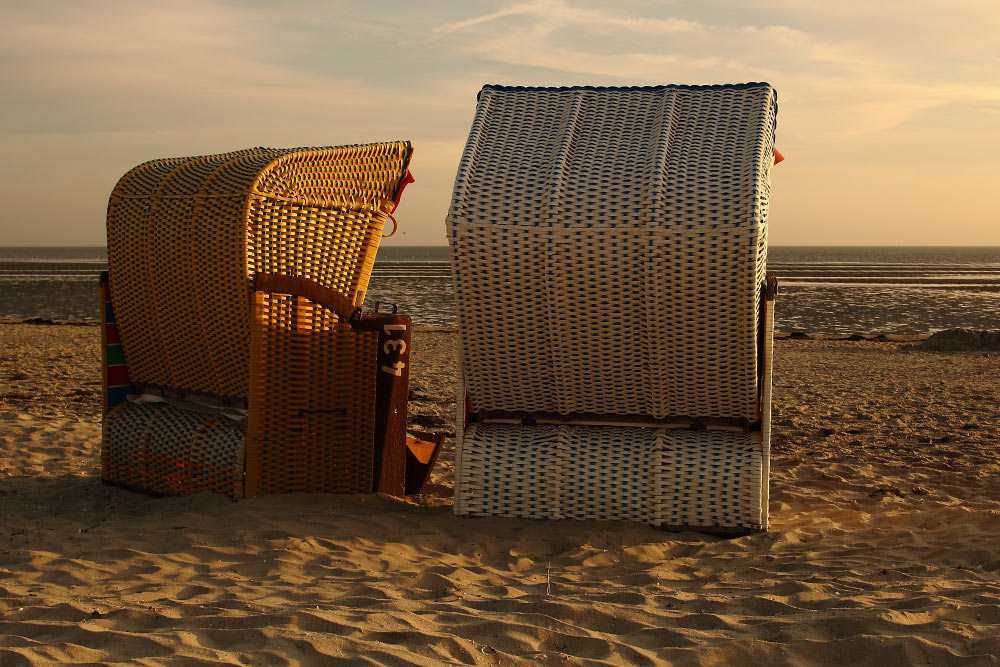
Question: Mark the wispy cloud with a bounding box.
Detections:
[434,0,702,36]
[426,0,1000,140]
[0,1,464,137]
[0,0,997,244]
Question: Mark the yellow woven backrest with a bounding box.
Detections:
[246,291,379,496]
[106,142,412,399]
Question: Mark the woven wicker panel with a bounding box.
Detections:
[107,142,411,400]
[187,419,246,495]
[452,86,777,230]
[102,401,246,498]
[451,224,556,412]
[457,423,563,519]
[102,401,154,488]
[459,423,657,523]
[546,227,651,416]
[657,430,763,530]
[246,292,378,496]
[447,85,776,421]
[645,226,762,419]
[557,425,658,523]
[256,146,412,209]
[248,198,382,310]
[110,156,191,198]
[456,424,763,530]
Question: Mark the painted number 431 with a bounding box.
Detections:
[381,324,407,376]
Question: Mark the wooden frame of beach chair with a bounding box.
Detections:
[247,273,413,498]
[447,84,779,533]
[100,142,437,499]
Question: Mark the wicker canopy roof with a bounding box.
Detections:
[447,85,778,421]
[107,142,413,399]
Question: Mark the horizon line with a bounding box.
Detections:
[2,244,999,249]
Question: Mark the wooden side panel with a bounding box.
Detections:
[372,315,411,497]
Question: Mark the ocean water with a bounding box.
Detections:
[1,246,998,335]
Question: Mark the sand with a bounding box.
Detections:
[2,322,999,665]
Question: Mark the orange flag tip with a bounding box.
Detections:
[773,147,785,165]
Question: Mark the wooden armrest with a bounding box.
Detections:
[254,273,358,322]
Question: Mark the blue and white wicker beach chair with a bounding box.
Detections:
[447,84,779,533]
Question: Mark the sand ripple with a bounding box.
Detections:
[2,328,999,664]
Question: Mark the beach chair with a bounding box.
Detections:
[99,142,434,499]
[447,84,779,533]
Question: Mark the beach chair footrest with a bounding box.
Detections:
[456,423,765,532]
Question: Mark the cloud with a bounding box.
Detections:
[1,0,997,245]
[422,0,1000,143]
[0,0,480,244]
[434,0,702,36]
[0,0,468,138]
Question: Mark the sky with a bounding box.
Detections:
[1,0,998,246]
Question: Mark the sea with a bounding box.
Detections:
[1,246,998,336]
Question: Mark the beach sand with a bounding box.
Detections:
[1,322,999,665]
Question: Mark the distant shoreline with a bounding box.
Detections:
[0,318,932,342]
[3,247,998,334]
[3,244,1000,250]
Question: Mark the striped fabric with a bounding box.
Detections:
[448,84,778,532]
[100,272,132,414]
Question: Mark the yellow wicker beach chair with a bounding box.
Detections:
[447,84,779,533]
[100,142,421,499]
